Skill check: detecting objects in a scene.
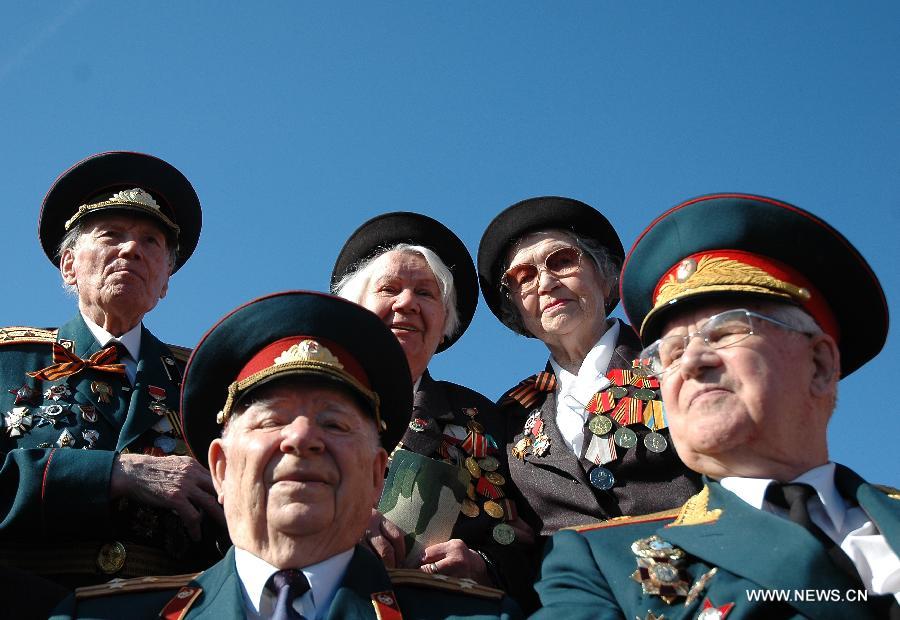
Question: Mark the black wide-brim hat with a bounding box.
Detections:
[477,196,625,336]
[180,291,412,467]
[40,151,202,273]
[620,193,888,377]
[331,212,478,353]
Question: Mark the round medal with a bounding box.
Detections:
[632,388,656,402]
[643,431,668,453]
[613,426,638,448]
[477,456,499,472]
[589,466,615,490]
[460,499,480,518]
[492,523,516,545]
[485,471,506,486]
[588,415,613,436]
[483,500,505,519]
[464,456,482,478]
[609,385,629,399]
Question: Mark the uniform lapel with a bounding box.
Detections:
[116,327,181,451]
[835,464,900,556]
[404,371,454,456]
[662,481,862,620]
[187,548,246,619]
[325,546,393,620]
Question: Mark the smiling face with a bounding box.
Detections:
[658,301,836,480]
[208,379,387,568]
[357,250,448,382]
[60,213,172,333]
[506,231,611,350]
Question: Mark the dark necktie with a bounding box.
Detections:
[765,482,863,585]
[267,569,310,620]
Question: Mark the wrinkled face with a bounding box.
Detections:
[209,381,387,558]
[659,302,824,475]
[60,213,171,320]
[358,251,447,381]
[506,231,611,345]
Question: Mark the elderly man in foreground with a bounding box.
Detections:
[0,152,223,596]
[52,291,521,619]
[533,193,898,619]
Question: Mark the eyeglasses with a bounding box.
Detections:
[501,246,583,294]
[639,309,814,377]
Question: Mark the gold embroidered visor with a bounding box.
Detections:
[643,250,840,342]
[216,336,381,430]
[64,188,181,235]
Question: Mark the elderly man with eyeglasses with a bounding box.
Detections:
[532,193,899,619]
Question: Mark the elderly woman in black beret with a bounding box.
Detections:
[332,212,533,602]
[477,196,700,538]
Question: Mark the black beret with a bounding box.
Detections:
[180,291,413,467]
[477,196,624,336]
[331,212,477,353]
[40,151,202,273]
[620,193,888,377]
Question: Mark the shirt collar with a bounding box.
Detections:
[549,319,620,398]
[80,312,142,360]
[719,462,847,531]
[234,546,354,619]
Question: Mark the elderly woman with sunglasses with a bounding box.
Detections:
[331,212,534,608]
[477,197,701,541]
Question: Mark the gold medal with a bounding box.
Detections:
[485,471,506,486]
[460,498,480,518]
[483,500,505,519]
[465,456,482,478]
[477,455,500,472]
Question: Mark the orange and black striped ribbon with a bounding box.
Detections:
[502,371,557,409]
[27,343,126,381]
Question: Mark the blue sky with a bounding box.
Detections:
[1,2,897,483]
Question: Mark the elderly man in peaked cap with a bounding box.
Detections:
[533,193,898,619]
[51,291,522,619]
[0,152,223,598]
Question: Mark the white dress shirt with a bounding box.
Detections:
[235,547,354,619]
[721,462,900,601]
[81,313,141,384]
[549,320,620,456]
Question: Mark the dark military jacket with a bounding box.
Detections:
[498,320,701,536]
[0,314,220,587]
[533,468,900,619]
[50,545,523,619]
[392,370,536,609]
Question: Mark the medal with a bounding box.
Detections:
[613,426,638,449]
[588,414,613,436]
[532,433,550,456]
[685,568,718,606]
[465,456,482,478]
[56,428,76,448]
[633,388,656,401]
[91,381,112,403]
[408,417,428,432]
[82,429,99,448]
[483,500,505,519]
[585,433,616,465]
[644,431,668,453]
[44,384,72,402]
[697,598,735,619]
[589,466,615,490]
[485,471,505,486]
[79,404,98,423]
[512,436,532,460]
[4,407,33,437]
[492,523,516,545]
[476,476,502,499]
[477,455,499,472]
[9,385,37,406]
[460,498,480,518]
[148,385,167,401]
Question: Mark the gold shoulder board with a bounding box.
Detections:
[74,572,201,600]
[165,343,192,364]
[0,326,58,346]
[387,568,504,600]
[567,507,681,532]
[875,484,900,500]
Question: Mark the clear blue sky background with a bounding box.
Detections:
[1,2,897,483]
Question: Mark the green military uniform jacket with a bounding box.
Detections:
[50,545,523,619]
[533,467,899,619]
[0,314,217,584]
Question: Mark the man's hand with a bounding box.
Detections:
[362,509,407,568]
[419,539,491,585]
[110,453,225,541]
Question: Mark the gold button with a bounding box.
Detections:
[97,541,127,574]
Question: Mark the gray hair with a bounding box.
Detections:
[333,243,460,340]
[754,300,824,336]
[497,230,621,337]
[57,216,178,296]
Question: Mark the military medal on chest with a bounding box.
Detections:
[630,535,692,605]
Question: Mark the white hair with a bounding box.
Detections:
[333,243,460,340]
